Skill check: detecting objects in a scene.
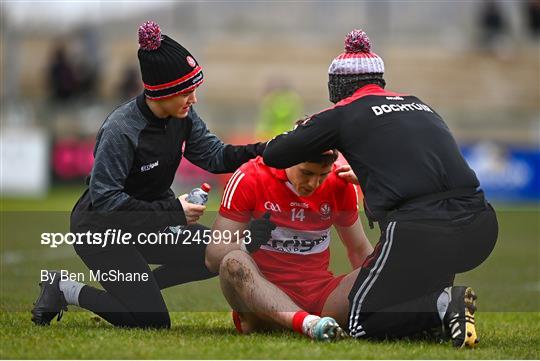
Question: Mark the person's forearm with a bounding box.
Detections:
[348,252,363,270]
[263,114,339,169]
[92,187,185,215]
[89,189,187,234]
[185,140,265,174]
[219,142,266,173]
[348,248,367,269]
[263,133,307,168]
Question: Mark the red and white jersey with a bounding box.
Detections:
[219,156,359,288]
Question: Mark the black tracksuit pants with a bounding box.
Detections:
[347,205,498,338]
[75,224,215,329]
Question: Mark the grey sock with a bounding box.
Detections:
[59,280,84,306]
[437,287,452,321]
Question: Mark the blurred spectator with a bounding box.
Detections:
[47,43,78,101]
[477,0,508,53]
[256,78,303,140]
[117,65,142,101]
[525,0,540,38]
[71,26,101,98]
[47,27,102,102]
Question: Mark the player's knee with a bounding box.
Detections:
[219,250,253,288]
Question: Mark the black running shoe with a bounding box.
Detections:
[443,286,479,348]
[31,270,68,325]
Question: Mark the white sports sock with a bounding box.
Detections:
[437,287,452,321]
[59,280,84,306]
[301,315,320,336]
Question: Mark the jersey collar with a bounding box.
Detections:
[267,166,303,196]
[136,92,170,127]
[268,166,289,181]
[336,84,407,107]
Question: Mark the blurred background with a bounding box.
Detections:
[0,0,538,200]
[0,1,538,312]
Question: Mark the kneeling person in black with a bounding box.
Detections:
[263,29,498,347]
[31,21,267,329]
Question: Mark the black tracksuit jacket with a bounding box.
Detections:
[71,93,265,244]
[263,84,487,224]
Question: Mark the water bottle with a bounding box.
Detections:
[186,183,211,205]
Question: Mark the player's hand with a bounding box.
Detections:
[178,194,206,224]
[245,212,276,253]
[335,164,360,185]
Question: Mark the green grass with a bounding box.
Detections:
[1,312,538,359]
[0,185,87,211]
[1,186,539,359]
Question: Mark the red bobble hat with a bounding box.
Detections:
[328,29,384,75]
[327,29,385,104]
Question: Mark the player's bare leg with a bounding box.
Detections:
[219,250,344,340]
[219,250,301,330]
[320,268,362,326]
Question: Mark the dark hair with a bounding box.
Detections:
[305,149,339,166]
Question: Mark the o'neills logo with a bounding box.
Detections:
[186,56,196,67]
[290,201,308,208]
[141,160,159,172]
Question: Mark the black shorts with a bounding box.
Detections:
[347,205,498,337]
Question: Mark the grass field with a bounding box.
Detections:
[1,186,539,359]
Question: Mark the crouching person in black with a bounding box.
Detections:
[263,29,498,347]
[31,21,266,329]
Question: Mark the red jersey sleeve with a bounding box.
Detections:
[219,165,255,223]
[334,180,360,227]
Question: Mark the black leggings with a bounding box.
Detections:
[75,224,216,329]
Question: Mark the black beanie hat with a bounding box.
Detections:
[137,21,204,100]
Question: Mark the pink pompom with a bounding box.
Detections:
[344,29,372,53]
[138,21,162,51]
